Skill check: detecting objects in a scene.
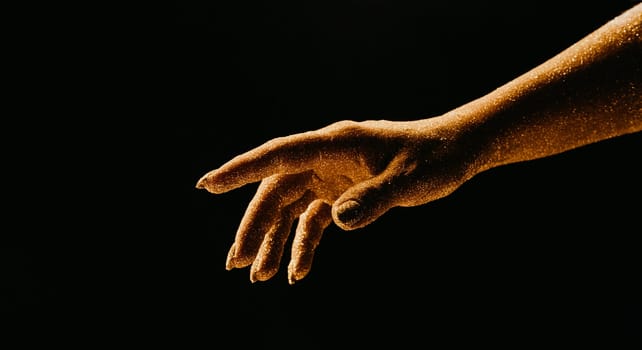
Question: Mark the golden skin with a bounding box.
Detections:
[197,4,642,284]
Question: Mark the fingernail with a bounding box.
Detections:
[287,264,302,285]
[225,244,237,270]
[195,175,209,189]
[250,267,275,283]
[288,269,308,285]
[287,262,297,285]
[336,200,363,227]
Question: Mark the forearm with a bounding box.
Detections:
[441,4,642,173]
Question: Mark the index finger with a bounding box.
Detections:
[196,122,365,194]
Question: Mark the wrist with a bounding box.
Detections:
[409,108,494,180]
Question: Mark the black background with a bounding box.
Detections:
[7,1,641,347]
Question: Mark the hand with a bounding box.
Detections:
[196,118,481,284]
[196,3,641,285]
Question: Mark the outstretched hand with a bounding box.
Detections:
[196,118,479,284]
[196,3,641,284]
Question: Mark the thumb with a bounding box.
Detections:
[332,151,413,230]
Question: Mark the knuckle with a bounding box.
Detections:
[323,120,362,134]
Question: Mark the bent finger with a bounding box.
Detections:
[287,200,333,285]
[226,171,314,269]
[250,190,318,282]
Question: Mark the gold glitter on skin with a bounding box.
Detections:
[197,4,642,284]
